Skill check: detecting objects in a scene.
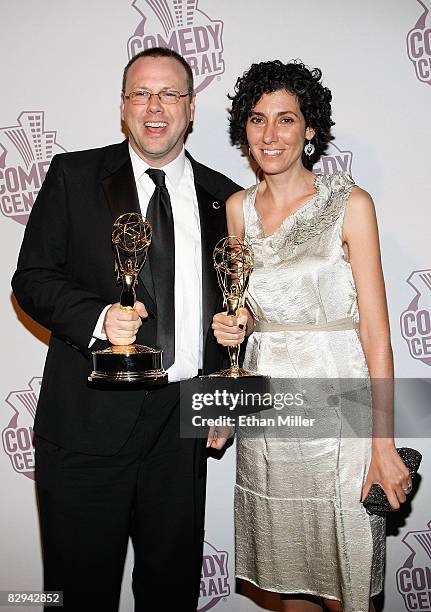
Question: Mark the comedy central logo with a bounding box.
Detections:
[396,520,431,611]
[127,0,225,93]
[313,141,353,175]
[198,541,230,611]
[400,270,431,366]
[407,0,431,85]
[0,111,66,225]
[2,377,41,481]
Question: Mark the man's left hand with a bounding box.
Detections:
[206,425,235,450]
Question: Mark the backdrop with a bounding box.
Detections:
[1,1,430,611]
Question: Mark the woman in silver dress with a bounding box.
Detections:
[212,60,411,612]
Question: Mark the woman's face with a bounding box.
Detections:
[246,89,315,175]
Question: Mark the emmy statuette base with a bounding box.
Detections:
[88,344,168,387]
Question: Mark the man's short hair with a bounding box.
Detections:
[122,47,194,95]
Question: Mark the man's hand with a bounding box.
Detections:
[103,301,148,345]
[212,307,249,347]
[206,425,235,450]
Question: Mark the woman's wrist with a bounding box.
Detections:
[245,310,254,337]
[371,437,396,451]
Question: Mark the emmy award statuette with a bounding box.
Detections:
[88,212,168,386]
[210,236,264,378]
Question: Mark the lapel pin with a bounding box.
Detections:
[212,201,220,210]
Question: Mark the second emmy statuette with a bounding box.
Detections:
[210,236,263,378]
[88,212,168,386]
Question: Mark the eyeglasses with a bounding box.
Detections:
[123,89,191,105]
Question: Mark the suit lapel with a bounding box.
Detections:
[100,142,156,312]
[191,165,227,348]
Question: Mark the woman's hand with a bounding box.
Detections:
[361,440,412,510]
[212,307,250,347]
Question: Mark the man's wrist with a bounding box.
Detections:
[89,304,112,348]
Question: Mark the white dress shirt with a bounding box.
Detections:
[91,145,203,382]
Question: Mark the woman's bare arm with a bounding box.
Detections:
[343,186,410,509]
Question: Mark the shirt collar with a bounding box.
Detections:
[128,143,185,190]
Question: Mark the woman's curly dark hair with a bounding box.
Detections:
[228,60,334,170]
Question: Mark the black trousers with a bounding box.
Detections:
[35,383,207,611]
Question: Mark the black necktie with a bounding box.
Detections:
[145,168,175,369]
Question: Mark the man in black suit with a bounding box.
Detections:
[12,47,242,611]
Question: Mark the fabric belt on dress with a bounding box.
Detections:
[253,316,359,332]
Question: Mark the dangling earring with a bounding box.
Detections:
[248,146,255,160]
[304,139,315,156]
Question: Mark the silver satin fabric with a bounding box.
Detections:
[235,172,385,611]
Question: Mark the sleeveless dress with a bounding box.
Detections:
[235,172,386,612]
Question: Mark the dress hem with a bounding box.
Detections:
[236,574,382,607]
[236,574,341,601]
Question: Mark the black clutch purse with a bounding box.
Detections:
[363,447,422,516]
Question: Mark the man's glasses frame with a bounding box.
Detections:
[123,89,192,105]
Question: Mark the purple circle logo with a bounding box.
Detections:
[400,270,431,366]
[407,0,431,85]
[2,377,41,481]
[313,141,353,175]
[396,520,431,611]
[198,540,230,611]
[127,0,225,94]
[0,111,66,226]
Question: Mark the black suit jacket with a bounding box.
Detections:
[12,141,241,455]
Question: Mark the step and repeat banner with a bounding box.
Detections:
[1,1,430,611]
